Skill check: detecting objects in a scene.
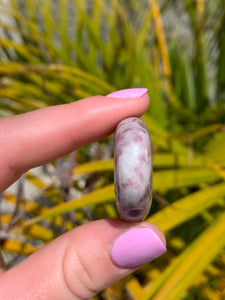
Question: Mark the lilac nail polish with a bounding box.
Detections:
[111,228,166,268]
[106,88,148,98]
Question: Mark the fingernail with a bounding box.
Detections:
[106,88,148,98]
[111,228,166,268]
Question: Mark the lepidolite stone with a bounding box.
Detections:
[114,117,152,222]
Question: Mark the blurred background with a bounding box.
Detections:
[0,0,225,299]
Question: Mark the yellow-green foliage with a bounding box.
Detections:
[0,0,225,299]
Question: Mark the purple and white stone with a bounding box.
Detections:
[114,117,152,222]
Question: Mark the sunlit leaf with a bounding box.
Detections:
[148,182,225,232]
[144,210,225,299]
[20,184,115,228]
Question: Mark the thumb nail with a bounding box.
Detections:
[111,227,166,268]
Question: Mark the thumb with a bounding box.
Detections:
[0,220,166,300]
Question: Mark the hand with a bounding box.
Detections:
[0,89,166,299]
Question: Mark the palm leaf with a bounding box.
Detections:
[144,210,225,299]
[148,182,225,232]
[19,184,115,228]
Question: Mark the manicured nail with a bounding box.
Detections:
[106,88,148,98]
[111,228,166,268]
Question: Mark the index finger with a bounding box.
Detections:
[0,88,149,192]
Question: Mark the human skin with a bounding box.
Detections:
[0,91,166,299]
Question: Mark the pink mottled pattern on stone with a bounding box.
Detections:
[114,117,152,222]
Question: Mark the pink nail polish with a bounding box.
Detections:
[111,228,166,268]
[106,88,148,98]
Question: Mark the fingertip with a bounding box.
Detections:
[105,88,150,117]
[110,222,166,268]
[146,222,167,248]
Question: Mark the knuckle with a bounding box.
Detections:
[75,251,98,296]
[62,247,99,299]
